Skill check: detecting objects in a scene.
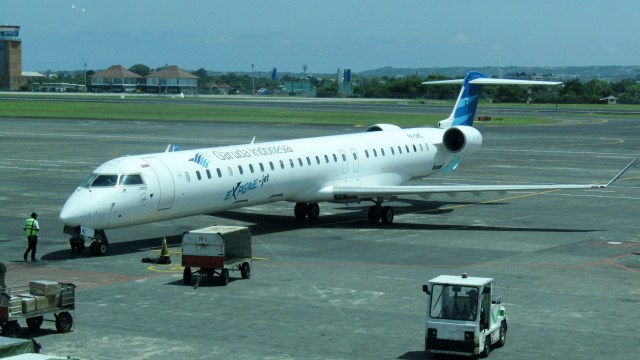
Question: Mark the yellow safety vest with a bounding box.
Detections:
[25,218,39,236]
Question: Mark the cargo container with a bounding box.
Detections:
[182,226,252,288]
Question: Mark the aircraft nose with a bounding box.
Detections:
[59,203,83,226]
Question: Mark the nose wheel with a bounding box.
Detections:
[88,230,109,256]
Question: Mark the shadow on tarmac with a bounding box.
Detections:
[41,200,600,261]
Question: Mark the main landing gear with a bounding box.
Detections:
[294,202,320,221]
[294,199,395,225]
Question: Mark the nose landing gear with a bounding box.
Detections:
[67,228,109,256]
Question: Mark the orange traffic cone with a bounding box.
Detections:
[158,237,171,264]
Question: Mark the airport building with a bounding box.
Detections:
[91,65,143,93]
[0,25,22,91]
[145,65,199,94]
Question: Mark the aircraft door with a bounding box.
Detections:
[143,157,176,210]
[349,148,359,172]
[338,150,348,174]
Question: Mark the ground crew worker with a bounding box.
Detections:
[23,212,40,261]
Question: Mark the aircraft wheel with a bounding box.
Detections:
[381,206,394,224]
[368,206,381,224]
[183,267,192,285]
[26,316,44,330]
[241,262,251,279]
[94,241,108,256]
[294,203,307,220]
[306,203,320,221]
[94,230,109,256]
[220,269,229,286]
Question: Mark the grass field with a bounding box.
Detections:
[0,94,626,126]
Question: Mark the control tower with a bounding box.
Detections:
[0,25,22,91]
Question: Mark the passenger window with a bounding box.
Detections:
[373,149,378,157]
[119,174,144,186]
[184,172,191,182]
[259,163,265,172]
[380,148,385,156]
[413,144,417,152]
[324,155,329,163]
[353,152,357,160]
[390,147,395,155]
[306,157,311,166]
[216,168,222,178]
[206,170,212,179]
[398,146,402,154]
[298,158,304,167]
[365,150,369,158]
[333,154,338,162]
[196,171,202,180]
[315,156,321,164]
[279,160,285,169]
[289,159,295,168]
[419,144,424,151]
[341,153,346,161]
[227,167,233,176]
[249,164,255,173]
[405,145,410,153]
[238,166,244,175]
[270,161,275,171]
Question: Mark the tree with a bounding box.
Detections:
[129,64,151,77]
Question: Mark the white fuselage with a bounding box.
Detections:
[59,125,462,230]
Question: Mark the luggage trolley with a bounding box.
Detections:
[181,226,253,289]
[0,281,76,338]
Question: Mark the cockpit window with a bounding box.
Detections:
[89,174,119,187]
[80,173,144,188]
[120,174,144,185]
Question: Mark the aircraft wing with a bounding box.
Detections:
[333,158,637,199]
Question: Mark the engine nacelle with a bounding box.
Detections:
[442,126,483,154]
[366,124,402,132]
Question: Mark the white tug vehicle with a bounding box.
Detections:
[422,273,507,357]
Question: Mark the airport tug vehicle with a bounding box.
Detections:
[422,274,507,357]
[181,226,252,289]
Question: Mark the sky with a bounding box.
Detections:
[3,0,640,74]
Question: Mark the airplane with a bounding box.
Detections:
[59,71,637,255]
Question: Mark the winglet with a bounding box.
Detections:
[598,158,637,188]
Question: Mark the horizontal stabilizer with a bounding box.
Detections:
[422,78,562,86]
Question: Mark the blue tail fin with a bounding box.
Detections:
[450,71,487,127]
[423,71,561,129]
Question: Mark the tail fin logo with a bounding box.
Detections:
[452,71,487,127]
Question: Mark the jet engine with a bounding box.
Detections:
[442,126,483,154]
[366,124,402,132]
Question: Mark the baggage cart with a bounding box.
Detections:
[0,281,75,338]
[181,226,252,289]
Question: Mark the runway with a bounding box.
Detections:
[0,114,639,359]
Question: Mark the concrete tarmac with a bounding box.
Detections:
[0,115,639,359]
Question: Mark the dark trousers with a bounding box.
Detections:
[24,236,37,260]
